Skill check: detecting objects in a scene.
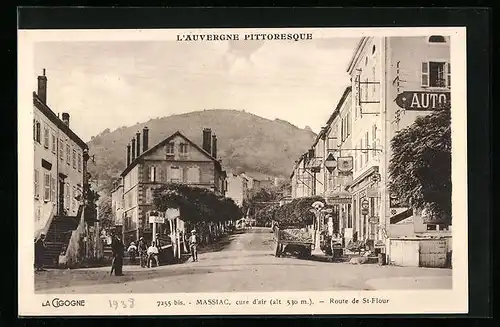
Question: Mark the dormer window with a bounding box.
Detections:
[166,142,174,155]
[429,35,446,43]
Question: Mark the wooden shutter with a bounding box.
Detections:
[421,62,429,87]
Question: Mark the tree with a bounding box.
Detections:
[388,106,451,224]
[98,196,113,229]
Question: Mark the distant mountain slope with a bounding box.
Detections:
[87,109,317,193]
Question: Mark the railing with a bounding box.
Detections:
[35,202,55,240]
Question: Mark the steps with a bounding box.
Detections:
[42,215,80,267]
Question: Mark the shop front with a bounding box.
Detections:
[348,166,384,251]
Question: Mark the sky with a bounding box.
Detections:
[34,37,360,142]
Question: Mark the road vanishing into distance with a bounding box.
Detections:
[35,228,452,293]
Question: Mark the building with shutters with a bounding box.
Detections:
[33,69,89,238]
[111,127,227,245]
[289,35,451,254]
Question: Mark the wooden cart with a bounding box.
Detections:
[273,224,314,259]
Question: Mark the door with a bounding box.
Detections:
[419,240,447,268]
[58,179,65,215]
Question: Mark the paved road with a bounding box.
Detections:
[35,228,452,293]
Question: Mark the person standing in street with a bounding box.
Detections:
[34,233,47,271]
[147,241,160,268]
[110,234,124,276]
[189,230,198,262]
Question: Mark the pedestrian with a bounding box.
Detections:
[147,241,159,268]
[137,237,148,268]
[127,242,138,264]
[34,233,47,271]
[110,234,124,276]
[189,230,198,262]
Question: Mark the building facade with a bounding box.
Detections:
[225,172,249,207]
[112,127,227,245]
[33,70,88,237]
[289,35,451,251]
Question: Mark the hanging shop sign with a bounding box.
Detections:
[337,156,354,172]
[149,216,165,224]
[395,91,450,111]
[368,216,379,224]
[324,153,337,173]
[361,199,369,209]
[361,208,369,216]
[366,187,380,198]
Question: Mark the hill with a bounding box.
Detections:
[87,109,317,194]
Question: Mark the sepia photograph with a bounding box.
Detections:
[18,25,468,315]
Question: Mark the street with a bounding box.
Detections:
[35,228,452,293]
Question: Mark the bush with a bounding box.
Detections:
[273,196,325,228]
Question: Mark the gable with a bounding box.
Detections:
[143,134,213,162]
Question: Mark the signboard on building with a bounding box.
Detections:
[324,153,337,173]
[166,208,180,220]
[149,216,165,224]
[326,190,352,205]
[395,91,450,111]
[337,156,353,172]
[366,187,380,198]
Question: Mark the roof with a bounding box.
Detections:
[346,37,369,75]
[33,92,88,150]
[120,130,221,177]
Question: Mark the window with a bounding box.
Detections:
[59,139,64,161]
[51,177,56,202]
[370,197,375,217]
[33,120,36,141]
[340,118,344,142]
[427,224,437,231]
[447,63,451,88]
[169,167,182,183]
[34,169,39,198]
[422,61,447,88]
[51,134,56,153]
[347,204,352,228]
[179,143,189,154]
[43,127,49,148]
[66,144,71,165]
[346,112,351,137]
[69,187,73,212]
[365,132,369,163]
[35,121,41,143]
[65,184,70,209]
[43,172,50,201]
[78,154,82,172]
[166,142,175,155]
[187,167,200,183]
[429,35,446,43]
[372,45,376,54]
[352,199,357,229]
[72,149,76,169]
[150,166,156,182]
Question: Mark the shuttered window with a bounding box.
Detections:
[187,167,200,183]
[43,127,49,148]
[72,149,77,169]
[51,177,56,202]
[51,134,56,153]
[66,144,71,165]
[34,169,39,198]
[59,139,64,161]
[150,166,156,182]
[43,172,50,201]
[421,62,429,87]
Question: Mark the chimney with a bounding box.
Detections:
[212,134,217,158]
[37,69,47,104]
[62,113,70,127]
[131,138,136,161]
[126,144,131,166]
[142,127,149,152]
[136,131,141,156]
[202,128,212,154]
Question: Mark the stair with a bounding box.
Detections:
[42,215,80,267]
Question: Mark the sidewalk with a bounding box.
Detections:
[365,275,452,290]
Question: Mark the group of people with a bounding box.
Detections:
[110,229,199,276]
